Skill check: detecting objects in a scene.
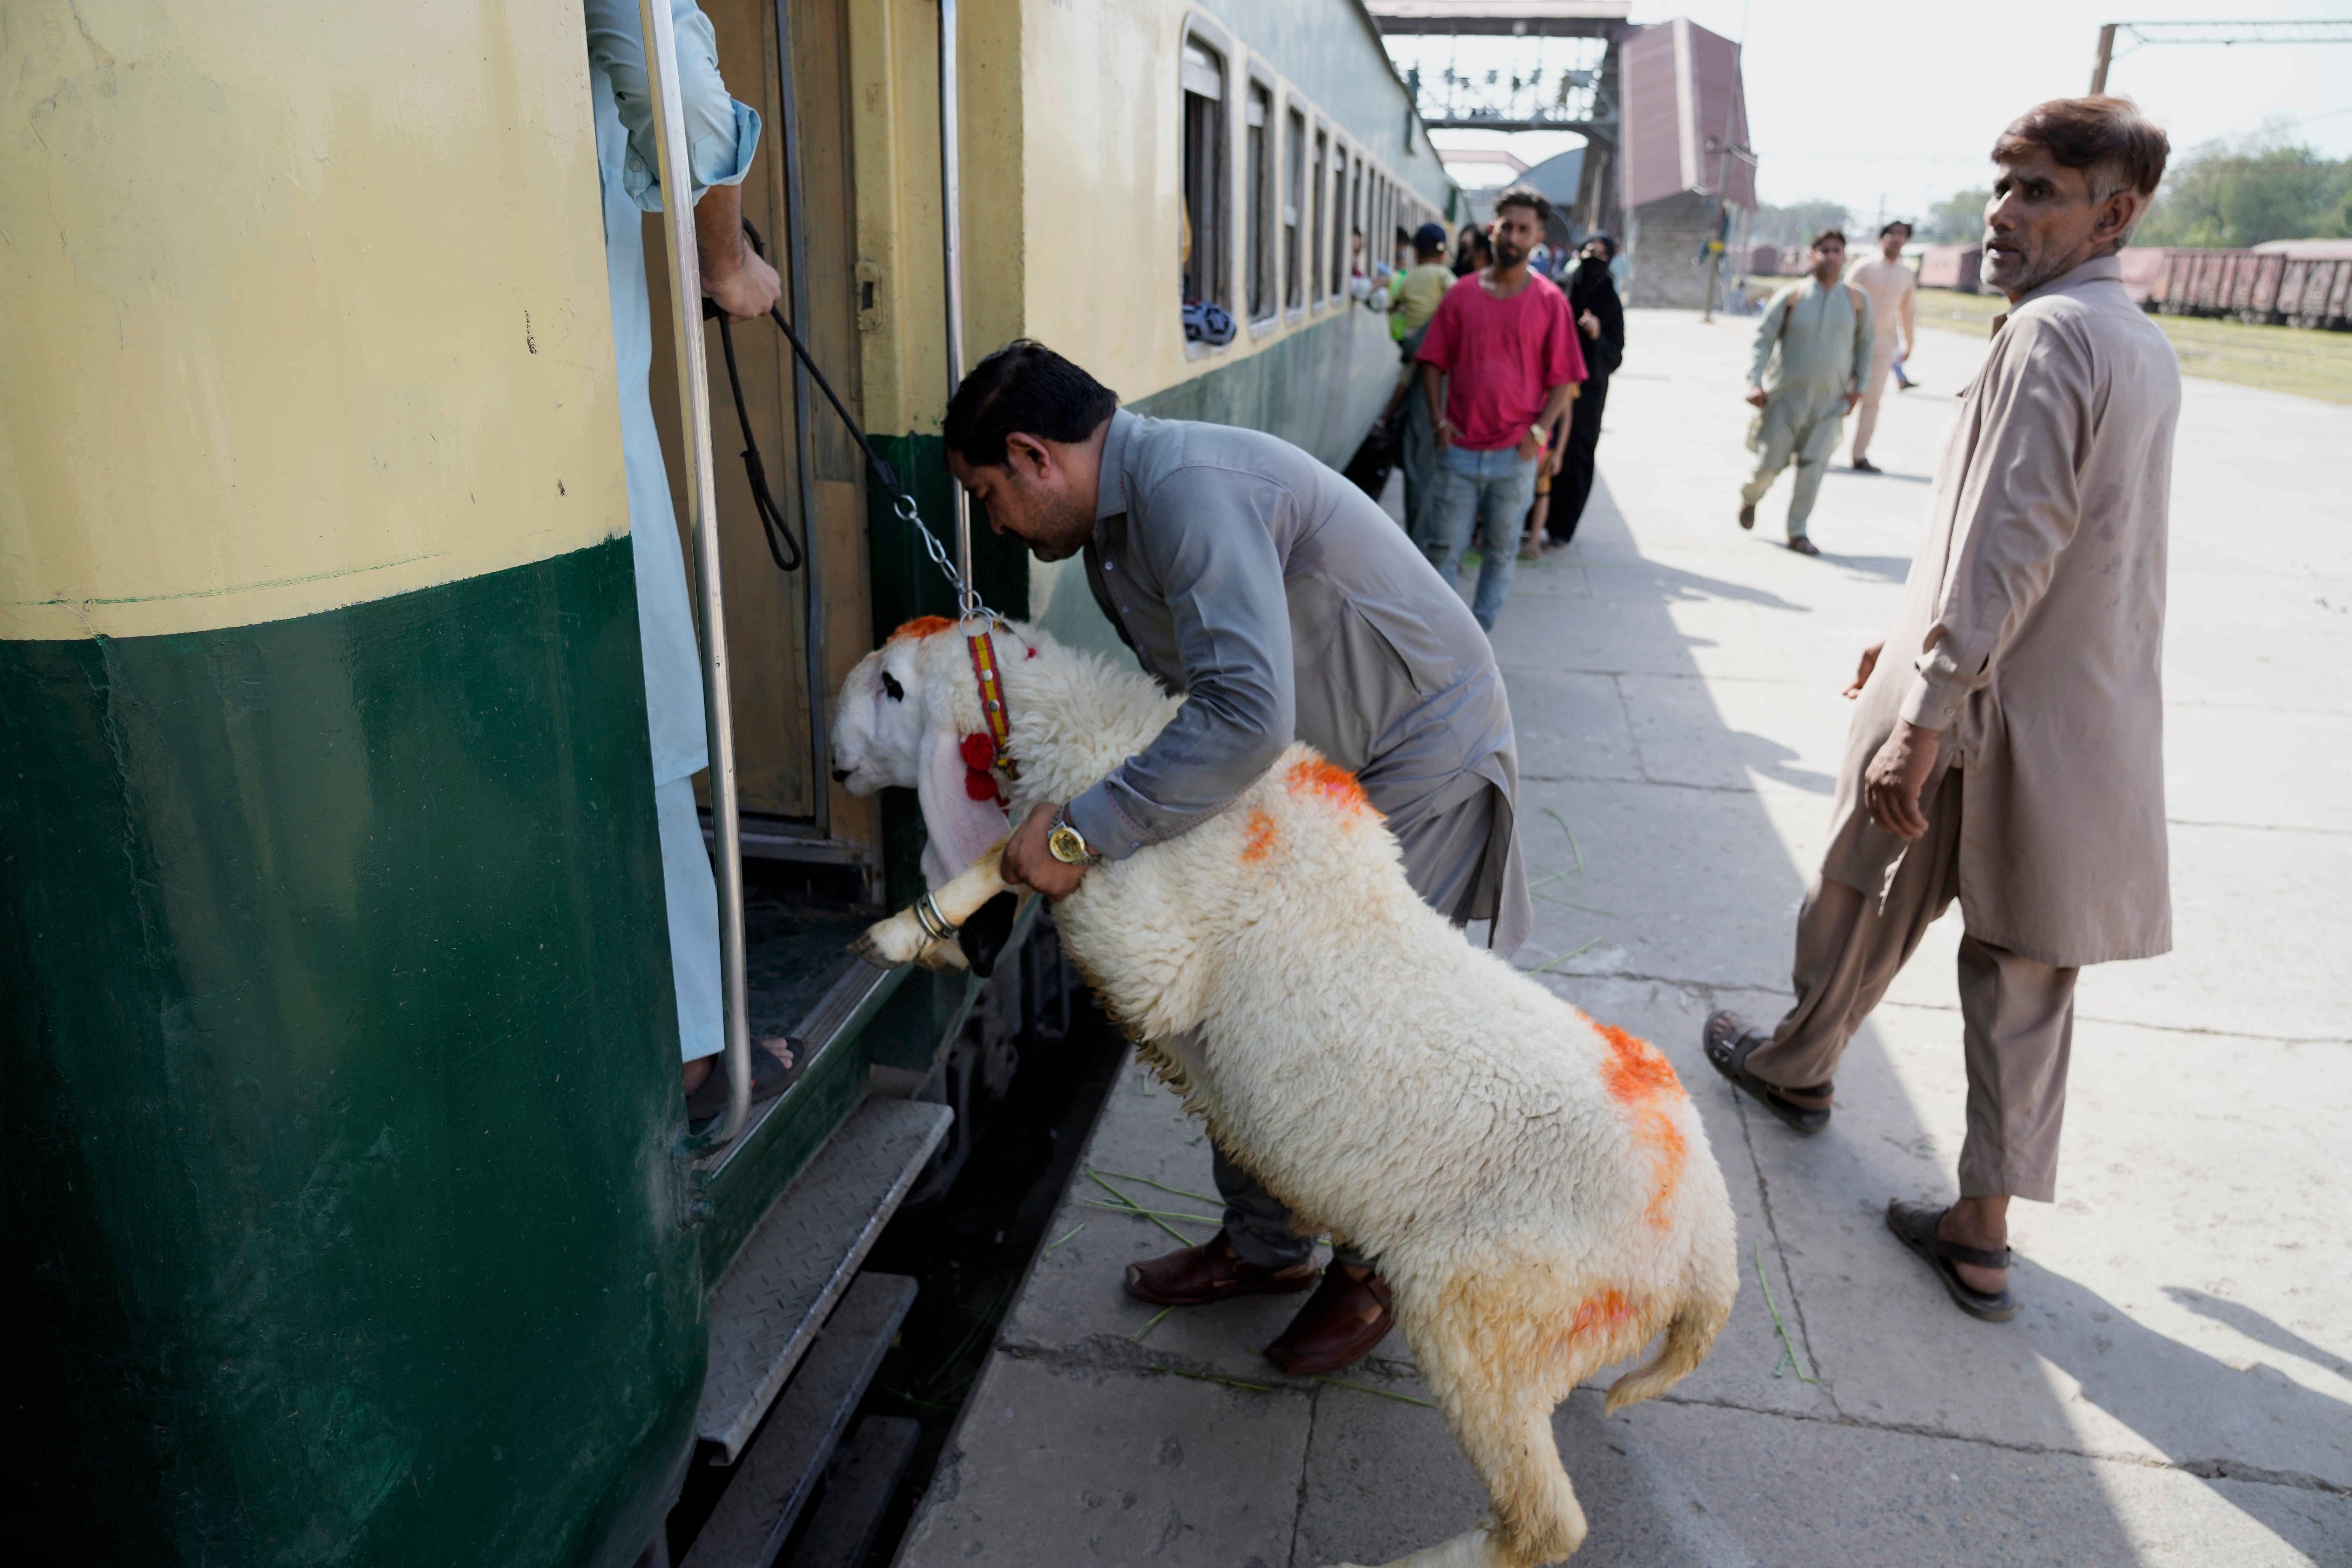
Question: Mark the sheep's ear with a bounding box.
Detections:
[916,722,1010,889]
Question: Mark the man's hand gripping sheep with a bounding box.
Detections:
[833,619,1739,1567]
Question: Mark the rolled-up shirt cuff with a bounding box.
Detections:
[1898,672,1966,732]
[1064,781,1145,863]
[623,98,763,211]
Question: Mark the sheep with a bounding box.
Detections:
[830,616,1739,1568]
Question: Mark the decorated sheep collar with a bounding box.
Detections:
[960,617,1032,807]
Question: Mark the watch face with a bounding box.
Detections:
[1049,824,1088,864]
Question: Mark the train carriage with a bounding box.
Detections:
[1,2,1455,1563]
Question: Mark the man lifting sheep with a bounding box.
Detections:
[941,341,1531,1376]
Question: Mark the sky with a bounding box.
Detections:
[1426,0,2352,224]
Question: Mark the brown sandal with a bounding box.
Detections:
[1703,1010,1833,1134]
[1887,1199,2016,1322]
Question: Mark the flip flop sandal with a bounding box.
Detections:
[1702,1009,1833,1135]
[1886,1199,2016,1322]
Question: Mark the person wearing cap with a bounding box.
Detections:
[1384,222,1457,536]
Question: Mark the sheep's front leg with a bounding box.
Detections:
[851,841,1011,969]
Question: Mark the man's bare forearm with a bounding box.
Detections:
[1420,361,1446,428]
[1539,380,1579,429]
[694,182,749,281]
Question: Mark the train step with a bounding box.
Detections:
[696,1096,951,1461]
[681,1273,919,1568]
[785,1416,923,1568]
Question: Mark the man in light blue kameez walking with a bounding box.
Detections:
[583,1,786,1113]
[1738,229,1874,555]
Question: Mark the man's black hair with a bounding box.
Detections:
[943,340,1120,467]
[1492,183,1553,225]
[1878,219,1913,239]
[1812,227,1848,250]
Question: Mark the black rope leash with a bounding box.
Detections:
[707,289,803,572]
[702,220,968,602]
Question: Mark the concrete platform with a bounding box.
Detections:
[895,312,2352,1566]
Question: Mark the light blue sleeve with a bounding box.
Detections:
[583,0,762,213]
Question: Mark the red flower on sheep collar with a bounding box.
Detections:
[961,731,1004,804]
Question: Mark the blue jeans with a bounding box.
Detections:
[1413,444,1539,631]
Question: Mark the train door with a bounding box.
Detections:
[642,0,879,880]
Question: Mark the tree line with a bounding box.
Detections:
[1752,133,2351,254]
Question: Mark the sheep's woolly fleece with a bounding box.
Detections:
[830,620,1739,1568]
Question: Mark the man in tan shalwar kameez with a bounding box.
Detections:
[1705,97,2178,1323]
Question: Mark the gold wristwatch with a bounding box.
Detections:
[1046,807,1098,866]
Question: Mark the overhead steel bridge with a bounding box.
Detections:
[1367,0,1630,135]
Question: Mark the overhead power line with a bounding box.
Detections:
[2092,19,2352,93]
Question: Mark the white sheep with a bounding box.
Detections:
[830,616,1739,1568]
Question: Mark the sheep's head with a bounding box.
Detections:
[830,616,1016,889]
[829,633,931,795]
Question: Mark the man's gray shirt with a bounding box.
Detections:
[1063,409,1532,953]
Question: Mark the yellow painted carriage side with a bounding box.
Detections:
[0,0,626,642]
[843,0,1450,439]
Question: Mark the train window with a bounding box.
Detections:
[1350,155,1364,284]
[1181,35,1228,312]
[1284,107,1306,313]
[1245,80,1273,325]
[1328,142,1347,298]
[1311,129,1328,306]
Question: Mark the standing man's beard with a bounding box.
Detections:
[1983,231,2073,298]
[1494,240,1527,268]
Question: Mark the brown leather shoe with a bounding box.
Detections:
[1124,1230,1319,1307]
[1264,1265,1395,1376]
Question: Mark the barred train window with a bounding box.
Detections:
[1284,107,1305,311]
[1181,37,1227,309]
[1311,129,1328,304]
[1349,155,1363,281]
[1246,80,1274,323]
[1328,141,1347,297]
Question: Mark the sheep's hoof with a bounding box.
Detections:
[850,915,916,969]
[915,937,969,972]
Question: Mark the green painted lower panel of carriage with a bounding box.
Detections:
[0,539,704,1567]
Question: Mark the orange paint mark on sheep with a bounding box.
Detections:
[888,614,955,643]
[1285,756,1373,814]
[1579,1013,1690,1228]
[1569,1288,1637,1343]
[1241,810,1279,863]
[1595,1022,1686,1105]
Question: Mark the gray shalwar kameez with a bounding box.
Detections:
[1741,278,1874,541]
[1064,409,1532,1267]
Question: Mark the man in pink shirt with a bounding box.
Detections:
[1414,185,1586,630]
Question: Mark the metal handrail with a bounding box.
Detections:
[641,0,754,1149]
[939,0,974,611]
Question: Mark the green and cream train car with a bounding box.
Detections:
[1,2,1453,1564]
